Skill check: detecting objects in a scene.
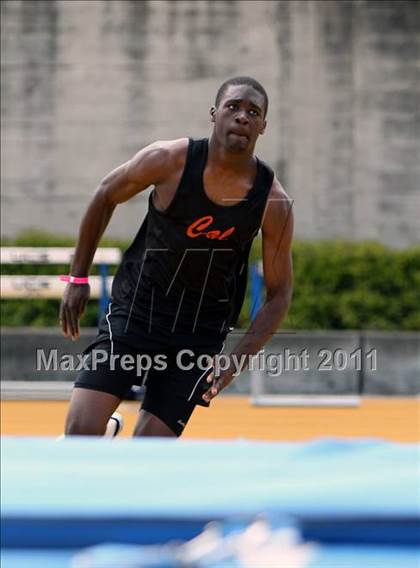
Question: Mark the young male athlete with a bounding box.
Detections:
[60,76,294,438]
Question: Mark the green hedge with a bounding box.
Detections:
[285,241,420,330]
[1,231,419,330]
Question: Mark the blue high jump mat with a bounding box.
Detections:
[2,544,420,568]
[2,437,419,551]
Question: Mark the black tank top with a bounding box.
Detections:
[111,137,274,345]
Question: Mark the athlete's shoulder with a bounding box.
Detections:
[147,137,189,168]
[262,176,293,233]
[269,176,291,202]
[127,138,189,183]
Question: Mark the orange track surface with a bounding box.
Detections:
[1,397,419,442]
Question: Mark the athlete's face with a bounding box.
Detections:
[210,84,267,152]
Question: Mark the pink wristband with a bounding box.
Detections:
[60,275,89,284]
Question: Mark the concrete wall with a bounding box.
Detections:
[1,0,419,247]
[1,328,419,395]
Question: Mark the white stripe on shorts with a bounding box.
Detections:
[187,342,225,402]
[105,302,114,358]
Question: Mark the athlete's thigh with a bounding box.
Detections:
[137,383,196,437]
[149,343,223,405]
[74,340,141,399]
[133,408,177,438]
[138,343,222,436]
[66,340,141,434]
[65,387,121,434]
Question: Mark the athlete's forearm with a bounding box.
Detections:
[202,291,292,403]
[229,290,292,372]
[70,189,116,277]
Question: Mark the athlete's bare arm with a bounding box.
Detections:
[60,139,188,340]
[203,178,294,401]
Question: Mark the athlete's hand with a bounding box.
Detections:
[59,283,90,341]
[202,367,234,403]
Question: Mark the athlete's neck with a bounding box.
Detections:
[207,133,255,173]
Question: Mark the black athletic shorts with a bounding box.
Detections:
[75,303,225,436]
[75,338,224,437]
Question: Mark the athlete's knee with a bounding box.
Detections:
[133,411,177,438]
[65,387,121,436]
[65,412,106,436]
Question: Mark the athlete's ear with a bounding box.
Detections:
[260,119,267,135]
[210,106,216,123]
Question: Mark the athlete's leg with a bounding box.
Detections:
[65,388,121,436]
[133,384,196,438]
[65,339,138,436]
[133,344,220,438]
[133,409,176,437]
